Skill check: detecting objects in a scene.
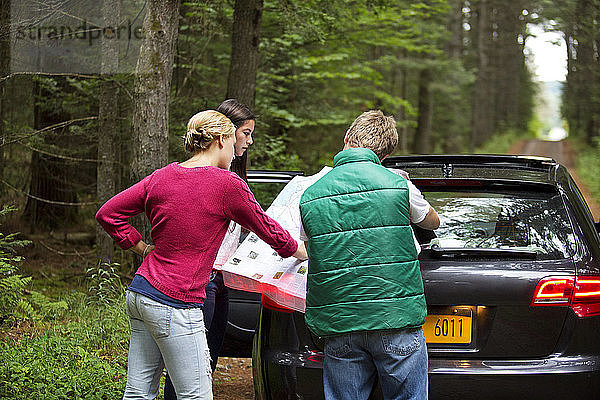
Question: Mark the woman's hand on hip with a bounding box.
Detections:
[132,240,155,258]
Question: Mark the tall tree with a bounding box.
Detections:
[493,0,528,130]
[96,0,120,264]
[0,0,9,195]
[470,0,493,149]
[23,78,79,230]
[226,0,263,173]
[446,0,464,59]
[130,0,180,245]
[226,0,263,109]
[414,67,433,154]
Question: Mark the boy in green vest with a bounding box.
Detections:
[299,110,439,400]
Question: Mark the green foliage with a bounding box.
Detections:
[0,206,68,326]
[474,128,533,155]
[0,291,129,400]
[29,291,69,321]
[0,206,32,326]
[573,137,600,205]
[86,262,124,306]
[251,135,303,171]
[542,0,600,145]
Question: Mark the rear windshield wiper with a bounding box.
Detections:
[423,246,537,260]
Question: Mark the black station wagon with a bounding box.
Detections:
[252,155,600,399]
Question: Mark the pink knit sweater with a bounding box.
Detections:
[96,163,298,303]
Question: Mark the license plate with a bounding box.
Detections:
[423,312,473,344]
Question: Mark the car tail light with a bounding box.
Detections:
[531,276,600,317]
[531,277,574,306]
[571,277,600,317]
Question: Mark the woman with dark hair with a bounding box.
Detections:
[164,99,256,400]
[219,98,255,183]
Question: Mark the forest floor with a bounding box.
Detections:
[212,357,254,400]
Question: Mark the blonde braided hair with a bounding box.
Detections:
[183,110,235,153]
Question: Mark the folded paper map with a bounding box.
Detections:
[221,167,332,312]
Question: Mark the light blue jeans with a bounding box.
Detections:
[323,328,428,400]
[123,291,213,400]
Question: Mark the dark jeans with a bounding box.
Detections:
[323,328,428,400]
[164,272,230,400]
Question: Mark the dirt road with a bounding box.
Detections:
[212,357,254,399]
[509,139,600,220]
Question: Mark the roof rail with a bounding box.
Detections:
[247,170,304,183]
[383,155,557,172]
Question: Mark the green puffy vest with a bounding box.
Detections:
[299,148,426,337]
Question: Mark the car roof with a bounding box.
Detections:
[247,170,304,183]
[383,154,561,185]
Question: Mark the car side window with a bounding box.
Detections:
[566,175,600,259]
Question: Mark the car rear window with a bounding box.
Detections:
[422,191,576,260]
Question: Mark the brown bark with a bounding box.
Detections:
[493,0,524,130]
[446,0,464,59]
[399,66,408,154]
[470,0,492,150]
[130,0,180,253]
[574,0,598,143]
[0,0,9,195]
[226,0,263,109]
[96,0,120,264]
[23,80,78,230]
[442,0,464,153]
[413,68,433,154]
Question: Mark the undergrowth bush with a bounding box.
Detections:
[0,291,129,399]
[0,207,130,398]
[574,137,600,205]
[0,206,68,327]
[0,206,33,325]
[86,262,124,306]
[475,128,533,155]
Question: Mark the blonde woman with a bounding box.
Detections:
[96,110,307,400]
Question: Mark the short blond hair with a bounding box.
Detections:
[183,110,235,153]
[345,110,398,159]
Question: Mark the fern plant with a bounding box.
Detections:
[0,206,33,326]
[0,206,68,326]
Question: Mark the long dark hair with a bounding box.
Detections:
[216,99,256,182]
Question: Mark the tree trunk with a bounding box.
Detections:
[446,0,463,58]
[442,0,464,153]
[413,68,433,154]
[23,79,78,231]
[130,0,180,257]
[96,0,120,265]
[0,0,9,195]
[226,0,263,109]
[470,0,492,150]
[492,0,524,131]
[399,66,408,154]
